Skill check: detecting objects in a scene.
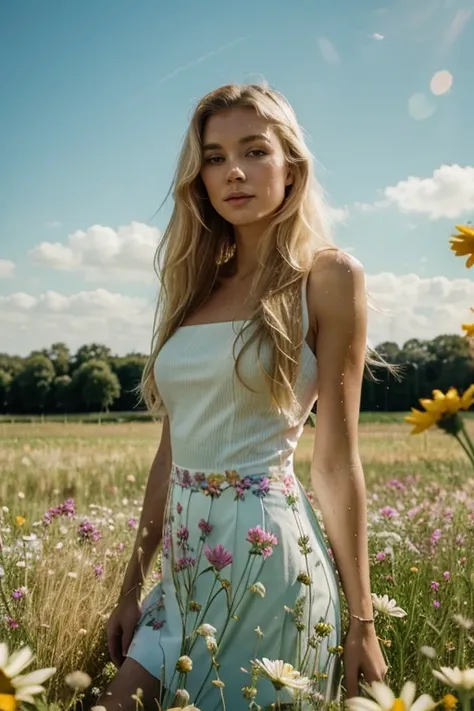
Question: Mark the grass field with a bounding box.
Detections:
[1,420,473,710]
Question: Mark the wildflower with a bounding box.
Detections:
[204,544,233,571]
[94,564,104,580]
[174,557,196,573]
[176,502,183,514]
[174,689,190,705]
[167,707,200,711]
[371,593,407,618]
[376,552,387,562]
[246,526,279,559]
[434,600,441,609]
[410,567,419,573]
[315,622,333,637]
[380,506,398,518]
[78,520,101,543]
[443,571,451,581]
[127,517,138,529]
[196,623,217,637]
[404,385,474,434]
[212,680,225,688]
[252,658,310,691]
[254,626,264,638]
[452,614,473,630]
[15,516,26,527]
[431,582,440,592]
[198,519,213,536]
[241,686,258,700]
[346,680,436,711]
[0,642,56,704]
[450,224,474,268]
[432,666,474,692]
[420,646,437,659]
[297,572,312,586]
[462,323,474,338]
[6,617,20,630]
[65,671,92,690]
[442,694,458,710]
[176,525,189,544]
[249,582,266,598]
[176,655,193,673]
[11,587,28,600]
[205,636,217,652]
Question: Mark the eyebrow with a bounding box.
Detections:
[202,134,271,151]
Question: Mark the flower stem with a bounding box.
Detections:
[454,432,474,466]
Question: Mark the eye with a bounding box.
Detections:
[204,155,224,164]
[248,149,267,157]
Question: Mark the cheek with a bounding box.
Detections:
[258,160,287,200]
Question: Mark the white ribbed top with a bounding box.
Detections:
[154,272,318,476]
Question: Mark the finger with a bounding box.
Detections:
[343,666,361,698]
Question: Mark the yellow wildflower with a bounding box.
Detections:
[404,408,440,434]
[462,323,474,338]
[442,694,458,710]
[450,224,474,268]
[15,516,25,527]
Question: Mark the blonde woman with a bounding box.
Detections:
[100,83,389,711]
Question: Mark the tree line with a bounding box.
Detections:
[0,335,473,415]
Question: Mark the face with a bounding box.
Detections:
[199,107,293,228]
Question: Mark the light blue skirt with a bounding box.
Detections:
[127,463,342,710]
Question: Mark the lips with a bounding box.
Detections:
[224,193,254,201]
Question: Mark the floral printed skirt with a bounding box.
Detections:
[127,463,342,710]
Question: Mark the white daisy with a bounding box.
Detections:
[0,642,56,704]
[346,681,436,711]
[252,658,310,691]
[432,666,474,691]
[371,593,407,618]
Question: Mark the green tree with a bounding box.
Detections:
[73,344,112,370]
[111,355,147,410]
[45,342,71,376]
[9,355,56,413]
[70,359,120,412]
[52,375,73,413]
[0,369,12,413]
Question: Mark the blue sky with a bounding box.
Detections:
[1,0,473,355]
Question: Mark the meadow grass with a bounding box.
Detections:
[1,420,473,709]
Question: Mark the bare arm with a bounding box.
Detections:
[119,415,172,601]
[309,250,373,622]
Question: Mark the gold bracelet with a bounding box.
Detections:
[350,613,375,623]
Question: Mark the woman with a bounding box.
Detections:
[99,83,389,711]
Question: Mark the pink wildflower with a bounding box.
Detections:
[204,544,233,571]
[198,519,213,536]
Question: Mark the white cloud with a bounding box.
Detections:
[28,221,161,283]
[0,289,155,356]
[355,165,474,220]
[1,272,473,355]
[0,260,15,278]
[384,165,474,219]
[45,220,62,229]
[327,205,349,225]
[366,272,474,347]
[371,32,385,40]
[318,37,341,64]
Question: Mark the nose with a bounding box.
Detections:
[226,163,246,182]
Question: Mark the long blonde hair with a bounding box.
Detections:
[140,82,398,418]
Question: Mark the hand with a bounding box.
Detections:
[106,594,142,668]
[342,622,388,698]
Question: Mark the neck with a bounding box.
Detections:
[232,220,271,280]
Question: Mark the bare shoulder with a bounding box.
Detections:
[307,248,366,325]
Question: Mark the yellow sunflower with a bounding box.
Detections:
[449,224,474,268]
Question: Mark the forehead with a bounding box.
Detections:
[202,107,277,144]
